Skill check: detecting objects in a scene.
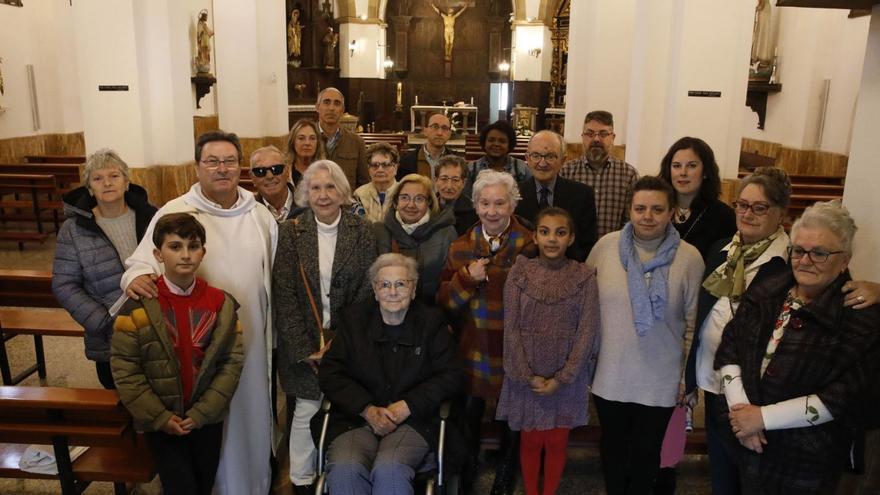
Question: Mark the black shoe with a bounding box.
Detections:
[488,461,517,495]
[291,483,314,495]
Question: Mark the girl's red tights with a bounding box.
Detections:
[520,427,570,495]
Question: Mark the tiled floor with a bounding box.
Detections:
[0,238,716,494]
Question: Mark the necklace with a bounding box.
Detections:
[674,206,691,224]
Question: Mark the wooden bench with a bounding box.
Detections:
[24,155,86,165]
[0,163,82,192]
[0,173,60,248]
[0,386,155,494]
[739,150,776,171]
[464,134,529,161]
[359,133,410,153]
[0,269,84,385]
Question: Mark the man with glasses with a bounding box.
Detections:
[560,110,639,237]
[399,112,459,180]
[515,130,598,261]
[120,130,278,495]
[316,87,369,188]
[434,155,478,235]
[251,145,301,222]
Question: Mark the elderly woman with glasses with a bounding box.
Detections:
[713,200,880,494]
[683,168,879,494]
[354,142,400,223]
[274,159,377,494]
[52,148,157,389]
[318,253,462,494]
[437,169,536,494]
[374,173,458,303]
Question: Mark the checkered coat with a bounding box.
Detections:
[436,215,536,400]
[713,269,880,490]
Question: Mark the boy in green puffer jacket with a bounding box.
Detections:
[111,212,243,495]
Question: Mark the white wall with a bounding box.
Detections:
[564,0,636,145]
[339,23,386,79]
[512,24,551,82]
[0,1,81,139]
[843,6,880,280]
[743,8,869,154]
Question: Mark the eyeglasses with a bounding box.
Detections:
[427,123,452,132]
[369,161,396,170]
[201,157,240,170]
[582,130,613,139]
[732,200,772,216]
[789,246,845,264]
[437,175,463,184]
[398,194,428,205]
[374,279,414,291]
[527,152,559,163]
[250,164,286,177]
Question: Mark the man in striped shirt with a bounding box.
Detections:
[560,110,639,237]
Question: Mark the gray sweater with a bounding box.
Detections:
[585,230,704,407]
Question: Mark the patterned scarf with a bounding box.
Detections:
[618,223,681,337]
[702,226,784,301]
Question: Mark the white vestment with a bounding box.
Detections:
[121,184,278,495]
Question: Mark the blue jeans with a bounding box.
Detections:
[326,424,429,495]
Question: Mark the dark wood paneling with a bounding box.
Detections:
[511,81,551,129]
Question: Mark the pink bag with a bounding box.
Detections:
[659,406,688,468]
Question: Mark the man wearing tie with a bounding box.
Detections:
[515,130,598,261]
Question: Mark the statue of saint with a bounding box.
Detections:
[195,10,214,74]
[751,0,773,66]
[288,9,302,59]
[430,1,468,61]
[322,26,339,68]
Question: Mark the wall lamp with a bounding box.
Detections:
[349,40,357,57]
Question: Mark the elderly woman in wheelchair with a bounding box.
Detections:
[314,253,463,494]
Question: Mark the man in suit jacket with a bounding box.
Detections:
[515,130,598,261]
[398,112,459,180]
[316,87,369,188]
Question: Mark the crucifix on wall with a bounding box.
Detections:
[429,1,470,62]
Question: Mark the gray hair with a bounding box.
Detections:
[249,145,285,166]
[471,169,521,208]
[316,87,345,105]
[83,148,131,190]
[791,199,857,254]
[529,130,565,156]
[368,253,419,286]
[293,159,353,208]
[436,155,467,178]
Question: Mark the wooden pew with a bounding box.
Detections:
[0,386,155,494]
[0,163,82,192]
[0,269,84,385]
[739,150,776,171]
[359,133,410,153]
[464,134,529,161]
[0,173,60,248]
[24,155,86,165]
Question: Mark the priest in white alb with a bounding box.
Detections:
[120,130,278,495]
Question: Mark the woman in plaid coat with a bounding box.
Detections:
[437,169,536,495]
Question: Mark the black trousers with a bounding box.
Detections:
[593,395,674,495]
[95,361,115,389]
[145,421,224,495]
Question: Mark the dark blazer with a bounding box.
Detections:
[273,210,377,399]
[514,176,598,262]
[316,301,463,452]
[444,194,479,236]
[683,236,789,394]
[713,269,880,489]
[397,147,460,181]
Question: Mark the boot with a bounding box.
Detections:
[489,423,519,495]
[460,396,486,495]
[291,483,314,495]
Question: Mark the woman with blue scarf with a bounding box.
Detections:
[585,176,704,494]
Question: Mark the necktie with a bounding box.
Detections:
[538,187,550,210]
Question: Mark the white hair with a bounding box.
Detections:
[368,253,419,285]
[471,169,521,208]
[791,199,857,254]
[293,159,353,208]
[249,145,285,166]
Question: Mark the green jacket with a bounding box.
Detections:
[110,294,244,432]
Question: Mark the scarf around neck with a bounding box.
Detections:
[618,222,681,337]
[702,226,784,301]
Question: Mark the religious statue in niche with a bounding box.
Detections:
[749,0,776,81]
[288,8,303,67]
[321,0,333,19]
[194,9,214,75]
[430,1,468,62]
[322,27,339,68]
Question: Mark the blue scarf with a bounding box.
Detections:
[618,222,681,336]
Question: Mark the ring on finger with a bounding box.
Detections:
[858,295,865,303]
